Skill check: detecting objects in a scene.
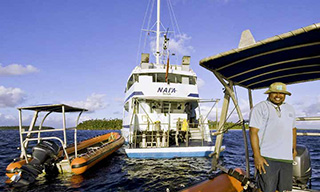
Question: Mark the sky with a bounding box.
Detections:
[0,0,319,129]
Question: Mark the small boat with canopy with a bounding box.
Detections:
[183,23,320,191]
[6,104,124,187]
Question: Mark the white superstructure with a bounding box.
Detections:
[121,0,219,158]
[122,53,212,140]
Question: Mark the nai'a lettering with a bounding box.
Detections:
[157,87,176,93]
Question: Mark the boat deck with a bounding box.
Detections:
[169,140,214,147]
[125,140,223,159]
[129,139,214,149]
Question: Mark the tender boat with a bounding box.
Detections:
[182,23,320,191]
[121,0,222,159]
[5,104,124,187]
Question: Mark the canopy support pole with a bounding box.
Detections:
[214,84,230,160]
[22,111,39,158]
[248,89,253,109]
[213,71,250,178]
[213,72,232,160]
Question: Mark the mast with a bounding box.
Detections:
[156,0,160,64]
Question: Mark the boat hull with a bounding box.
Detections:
[125,146,224,159]
[181,168,246,192]
[71,134,124,174]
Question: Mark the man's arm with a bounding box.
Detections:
[293,128,297,159]
[249,127,269,174]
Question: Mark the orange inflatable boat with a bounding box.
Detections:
[181,168,246,192]
[5,104,124,187]
[6,132,124,177]
[70,132,124,175]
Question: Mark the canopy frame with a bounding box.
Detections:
[17,104,87,168]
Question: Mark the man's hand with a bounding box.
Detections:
[254,155,269,174]
[250,127,270,174]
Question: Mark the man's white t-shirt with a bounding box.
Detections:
[249,100,296,161]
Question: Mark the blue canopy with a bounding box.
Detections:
[200,23,320,90]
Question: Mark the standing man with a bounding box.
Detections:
[184,102,198,127]
[249,82,297,192]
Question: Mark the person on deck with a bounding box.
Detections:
[185,102,198,128]
[249,82,297,192]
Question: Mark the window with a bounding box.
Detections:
[126,74,139,90]
[189,76,196,85]
[124,102,129,112]
[130,73,195,85]
[147,100,184,114]
[157,73,166,82]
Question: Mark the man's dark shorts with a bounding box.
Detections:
[257,158,293,192]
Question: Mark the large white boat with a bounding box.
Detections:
[121,0,222,159]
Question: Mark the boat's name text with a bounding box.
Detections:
[157,87,176,95]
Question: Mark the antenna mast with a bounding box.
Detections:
[156,0,160,64]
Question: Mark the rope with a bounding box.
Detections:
[144,0,155,53]
[136,0,153,65]
[167,0,181,36]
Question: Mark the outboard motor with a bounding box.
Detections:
[293,144,312,189]
[10,140,60,187]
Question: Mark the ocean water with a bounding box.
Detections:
[0,129,319,191]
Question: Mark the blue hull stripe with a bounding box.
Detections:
[188,93,199,98]
[125,91,144,102]
[126,151,215,159]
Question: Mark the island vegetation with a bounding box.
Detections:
[76,119,247,130]
[77,118,122,130]
[0,119,247,131]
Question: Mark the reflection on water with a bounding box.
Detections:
[69,174,84,188]
[123,158,212,191]
[0,130,320,191]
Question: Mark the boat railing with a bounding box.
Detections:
[21,136,70,163]
[19,126,75,161]
[17,105,86,166]
[296,116,320,136]
[20,127,76,134]
[129,120,213,148]
[130,121,171,148]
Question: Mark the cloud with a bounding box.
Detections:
[0,86,26,107]
[114,97,124,105]
[197,78,205,89]
[168,34,195,56]
[65,93,108,112]
[79,115,92,123]
[302,96,320,116]
[0,63,39,76]
[0,112,17,126]
[200,98,251,123]
[293,95,320,117]
[149,33,195,58]
[200,104,219,121]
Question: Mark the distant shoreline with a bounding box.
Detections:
[0,126,54,130]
